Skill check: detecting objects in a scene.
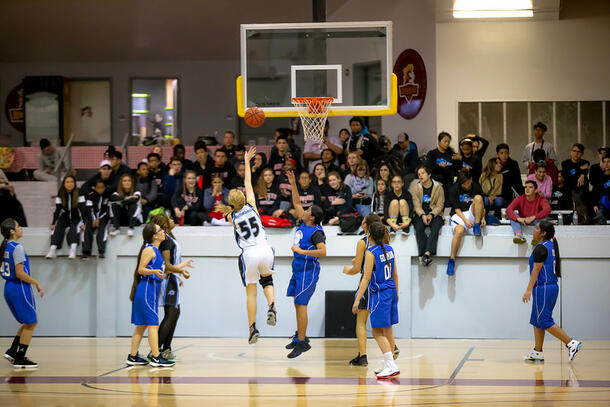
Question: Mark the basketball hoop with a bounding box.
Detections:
[292,97,334,143]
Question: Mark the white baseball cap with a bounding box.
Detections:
[99,160,112,168]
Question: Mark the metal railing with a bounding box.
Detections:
[54,133,75,187]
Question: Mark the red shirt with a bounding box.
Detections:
[506,194,551,221]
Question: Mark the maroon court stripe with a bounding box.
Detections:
[2,376,609,387]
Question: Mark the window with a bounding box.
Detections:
[130,78,179,146]
[459,101,608,167]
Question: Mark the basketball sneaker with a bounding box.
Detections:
[374,363,385,375]
[127,228,134,237]
[286,333,310,349]
[513,234,527,244]
[267,303,277,326]
[567,340,582,362]
[126,352,149,366]
[287,339,311,359]
[349,354,368,366]
[524,349,544,362]
[160,349,178,362]
[45,246,56,259]
[3,348,16,363]
[13,357,38,369]
[248,323,259,344]
[149,355,175,367]
[376,365,400,379]
[393,345,400,360]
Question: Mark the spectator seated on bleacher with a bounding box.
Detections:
[34,138,68,182]
[384,175,413,234]
[346,116,379,168]
[521,122,558,167]
[591,155,610,222]
[230,162,246,193]
[561,143,590,197]
[163,157,185,207]
[46,175,83,259]
[527,162,553,202]
[370,178,388,224]
[528,148,558,186]
[135,161,159,219]
[479,157,506,217]
[410,165,445,267]
[193,141,213,188]
[590,147,609,189]
[109,174,143,236]
[204,148,236,187]
[0,168,27,226]
[171,170,204,226]
[506,180,551,245]
[496,143,524,204]
[255,167,283,218]
[345,160,373,217]
[202,175,230,226]
[80,179,110,260]
[323,171,355,226]
[426,132,460,198]
[446,171,486,276]
[458,138,482,183]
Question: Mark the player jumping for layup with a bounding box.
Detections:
[217,147,277,344]
[285,170,326,358]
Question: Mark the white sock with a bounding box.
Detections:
[70,243,77,250]
[50,245,57,250]
[383,351,393,366]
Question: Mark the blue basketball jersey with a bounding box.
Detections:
[293,223,324,263]
[529,240,558,286]
[2,241,30,282]
[143,244,165,283]
[367,244,396,292]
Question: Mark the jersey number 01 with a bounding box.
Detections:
[238,217,260,239]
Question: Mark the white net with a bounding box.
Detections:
[292,97,334,143]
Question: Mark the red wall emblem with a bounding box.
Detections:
[393,49,427,120]
[4,84,25,133]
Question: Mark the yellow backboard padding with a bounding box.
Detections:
[236,73,397,118]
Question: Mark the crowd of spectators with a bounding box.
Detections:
[5,119,608,268]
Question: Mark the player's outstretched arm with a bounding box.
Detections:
[244,147,257,209]
[287,170,304,219]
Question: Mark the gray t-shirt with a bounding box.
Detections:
[12,244,26,265]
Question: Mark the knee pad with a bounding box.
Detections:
[259,275,274,288]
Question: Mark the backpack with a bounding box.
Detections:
[339,212,363,234]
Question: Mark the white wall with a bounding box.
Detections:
[2,225,609,340]
[328,0,438,152]
[436,15,610,149]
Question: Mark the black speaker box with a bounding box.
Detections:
[325,290,357,338]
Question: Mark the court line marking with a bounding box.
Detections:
[204,352,425,363]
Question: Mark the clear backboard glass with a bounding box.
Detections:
[239,22,393,117]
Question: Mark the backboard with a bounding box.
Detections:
[237,21,397,118]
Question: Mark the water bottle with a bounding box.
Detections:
[572,211,578,225]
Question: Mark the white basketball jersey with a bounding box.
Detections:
[232,204,268,249]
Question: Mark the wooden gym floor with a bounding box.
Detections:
[1,337,609,406]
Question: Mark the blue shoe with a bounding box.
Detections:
[126,352,149,366]
[447,259,455,276]
[286,331,299,349]
[473,223,482,236]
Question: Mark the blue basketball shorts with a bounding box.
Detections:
[286,260,320,306]
[368,288,398,329]
[4,280,37,325]
[530,283,559,330]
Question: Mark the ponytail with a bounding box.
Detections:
[129,244,145,301]
[552,237,561,278]
[0,219,17,263]
[129,223,158,301]
[368,222,389,262]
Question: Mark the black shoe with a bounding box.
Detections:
[267,303,277,326]
[422,254,432,267]
[287,340,311,359]
[98,253,105,259]
[3,348,16,363]
[149,355,175,367]
[349,353,368,366]
[393,345,400,360]
[248,324,259,344]
[126,352,149,366]
[13,357,38,369]
[286,332,310,349]
[81,254,89,261]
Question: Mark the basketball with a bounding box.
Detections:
[244,107,265,128]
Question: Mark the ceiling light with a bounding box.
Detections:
[453,10,533,18]
[454,0,532,10]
